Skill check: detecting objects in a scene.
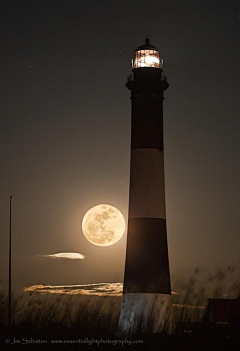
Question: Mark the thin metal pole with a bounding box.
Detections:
[9,195,12,328]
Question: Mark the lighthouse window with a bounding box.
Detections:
[133,49,161,69]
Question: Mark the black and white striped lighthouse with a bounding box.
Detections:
[119,39,173,334]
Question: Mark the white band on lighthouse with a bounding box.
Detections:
[118,293,174,334]
[129,148,166,220]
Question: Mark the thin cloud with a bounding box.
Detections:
[24,283,123,296]
[24,282,177,297]
[37,252,86,260]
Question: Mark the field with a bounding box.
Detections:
[1,266,240,350]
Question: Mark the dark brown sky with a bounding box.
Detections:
[0,0,240,289]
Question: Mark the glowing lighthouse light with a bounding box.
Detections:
[145,53,160,65]
[132,39,163,69]
[134,49,160,68]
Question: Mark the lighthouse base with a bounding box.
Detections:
[118,293,175,335]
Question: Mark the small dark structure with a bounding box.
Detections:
[203,298,240,325]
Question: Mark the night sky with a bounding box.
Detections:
[1,0,240,289]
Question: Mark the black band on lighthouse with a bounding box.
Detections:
[131,92,164,151]
[123,217,171,294]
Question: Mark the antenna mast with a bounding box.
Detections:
[9,196,12,328]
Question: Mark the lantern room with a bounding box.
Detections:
[132,38,163,69]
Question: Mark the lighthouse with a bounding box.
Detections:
[119,39,173,334]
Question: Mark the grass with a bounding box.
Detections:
[0,266,240,350]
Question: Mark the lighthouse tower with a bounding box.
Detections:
[119,39,173,334]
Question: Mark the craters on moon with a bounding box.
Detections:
[82,204,125,246]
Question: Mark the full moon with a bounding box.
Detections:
[82,204,125,246]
